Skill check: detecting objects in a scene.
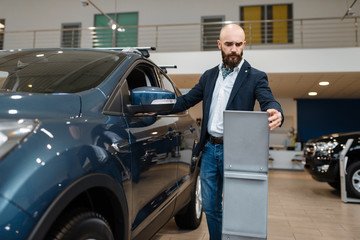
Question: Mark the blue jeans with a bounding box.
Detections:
[200,141,224,240]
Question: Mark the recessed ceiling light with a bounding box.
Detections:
[319,81,329,86]
[308,92,318,96]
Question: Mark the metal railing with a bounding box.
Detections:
[1,17,359,51]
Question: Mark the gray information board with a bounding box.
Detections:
[223,111,269,173]
[223,110,270,240]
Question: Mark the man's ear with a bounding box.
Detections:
[217,40,221,50]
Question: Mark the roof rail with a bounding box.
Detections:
[158,65,177,73]
[98,47,156,58]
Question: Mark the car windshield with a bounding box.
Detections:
[0,49,126,93]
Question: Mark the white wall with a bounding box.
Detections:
[1,0,359,31]
[150,47,360,75]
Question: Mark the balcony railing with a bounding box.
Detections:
[1,17,359,51]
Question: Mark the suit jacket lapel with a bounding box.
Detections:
[203,67,220,122]
[226,60,250,109]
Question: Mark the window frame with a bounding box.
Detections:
[201,16,225,51]
[103,60,161,116]
[240,4,293,45]
[156,69,181,96]
[93,12,139,48]
[61,22,81,48]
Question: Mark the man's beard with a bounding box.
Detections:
[221,50,243,70]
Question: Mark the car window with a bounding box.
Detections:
[0,49,126,93]
[0,71,8,88]
[105,80,130,114]
[104,63,159,115]
[126,64,158,91]
[160,73,175,92]
[157,70,181,97]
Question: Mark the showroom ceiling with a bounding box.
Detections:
[268,72,360,99]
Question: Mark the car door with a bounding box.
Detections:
[121,62,179,236]
[157,70,200,197]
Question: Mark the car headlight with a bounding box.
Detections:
[0,119,38,159]
[316,141,338,150]
[315,141,338,155]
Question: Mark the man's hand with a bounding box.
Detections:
[267,109,282,131]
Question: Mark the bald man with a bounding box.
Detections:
[172,24,283,240]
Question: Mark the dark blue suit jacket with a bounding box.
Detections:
[172,60,283,156]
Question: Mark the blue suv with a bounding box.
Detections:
[0,48,202,240]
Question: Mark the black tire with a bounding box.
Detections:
[48,210,114,240]
[175,172,202,229]
[346,161,360,198]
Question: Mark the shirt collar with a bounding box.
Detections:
[218,58,245,73]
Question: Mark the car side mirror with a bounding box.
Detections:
[127,87,176,115]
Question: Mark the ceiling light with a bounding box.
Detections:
[319,81,329,86]
[80,0,89,6]
[108,21,117,30]
[81,0,125,32]
[341,0,358,20]
[348,8,356,16]
[0,23,5,29]
[308,92,318,96]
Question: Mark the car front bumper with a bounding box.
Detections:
[304,156,340,183]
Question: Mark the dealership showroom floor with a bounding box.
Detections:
[152,170,360,240]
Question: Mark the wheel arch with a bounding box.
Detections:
[346,148,360,170]
[28,173,129,240]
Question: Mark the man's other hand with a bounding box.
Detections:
[267,109,282,131]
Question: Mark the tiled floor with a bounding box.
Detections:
[152,170,360,240]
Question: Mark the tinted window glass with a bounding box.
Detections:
[103,63,158,115]
[105,80,130,114]
[0,49,126,93]
[157,70,181,97]
[159,72,175,93]
[126,64,158,90]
